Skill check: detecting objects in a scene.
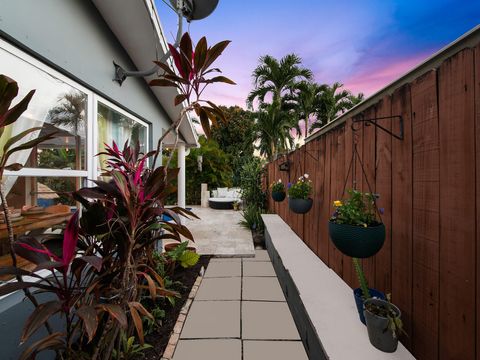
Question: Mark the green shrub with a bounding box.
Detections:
[239,158,266,209]
[240,204,264,231]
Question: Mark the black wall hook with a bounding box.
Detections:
[352,115,404,140]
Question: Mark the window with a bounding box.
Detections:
[96,100,148,174]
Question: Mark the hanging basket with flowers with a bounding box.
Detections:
[270,179,286,202]
[329,189,385,258]
[287,174,313,214]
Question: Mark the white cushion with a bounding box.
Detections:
[211,190,218,198]
[217,187,228,198]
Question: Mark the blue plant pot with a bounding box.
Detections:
[271,191,286,202]
[353,287,386,325]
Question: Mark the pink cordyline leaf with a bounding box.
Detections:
[17,243,60,262]
[134,157,146,186]
[168,44,185,78]
[62,211,79,268]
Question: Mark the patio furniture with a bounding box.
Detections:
[209,187,241,210]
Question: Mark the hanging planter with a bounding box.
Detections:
[270,179,286,202]
[287,174,313,214]
[288,197,313,214]
[364,298,403,352]
[329,190,385,258]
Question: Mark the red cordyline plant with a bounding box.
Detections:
[150,32,235,169]
[0,31,233,360]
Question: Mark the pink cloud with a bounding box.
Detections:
[343,51,432,96]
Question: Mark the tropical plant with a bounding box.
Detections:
[48,91,87,135]
[149,32,235,169]
[255,104,294,161]
[238,158,266,210]
[290,81,326,138]
[165,241,199,270]
[331,189,382,227]
[240,204,264,231]
[287,174,312,199]
[247,54,312,110]
[270,179,285,193]
[310,82,362,130]
[112,332,152,360]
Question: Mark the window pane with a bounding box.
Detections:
[97,102,147,172]
[0,176,80,278]
[0,47,87,171]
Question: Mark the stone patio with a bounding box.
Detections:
[178,206,255,257]
[172,250,308,360]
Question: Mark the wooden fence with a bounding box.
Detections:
[265,44,480,360]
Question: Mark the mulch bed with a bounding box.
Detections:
[142,256,210,360]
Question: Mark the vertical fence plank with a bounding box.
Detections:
[474,44,480,360]
[329,129,342,274]
[319,135,331,264]
[343,119,355,287]
[304,141,319,252]
[438,48,476,360]
[316,137,327,258]
[411,69,440,360]
[361,106,377,287]
[391,85,413,348]
[374,95,393,295]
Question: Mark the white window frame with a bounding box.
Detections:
[93,96,150,178]
[1,38,92,180]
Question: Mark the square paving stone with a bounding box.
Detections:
[204,260,241,278]
[243,340,308,360]
[243,249,270,262]
[243,261,276,277]
[242,302,300,340]
[242,277,285,301]
[210,257,242,262]
[173,339,241,360]
[181,300,240,338]
[196,277,241,300]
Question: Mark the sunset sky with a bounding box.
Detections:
[156,0,480,108]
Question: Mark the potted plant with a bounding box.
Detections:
[352,257,386,324]
[364,295,404,352]
[287,174,313,214]
[270,179,286,202]
[329,189,385,258]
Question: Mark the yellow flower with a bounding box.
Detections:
[333,200,343,207]
[363,223,368,228]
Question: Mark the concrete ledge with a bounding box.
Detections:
[261,214,416,360]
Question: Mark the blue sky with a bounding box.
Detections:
[156,0,480,107]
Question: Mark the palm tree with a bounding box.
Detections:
[292,81,326,138]
[48,91,87,135]
[247,54,313,110]
[255,104,294,162]
[310,82,362,131]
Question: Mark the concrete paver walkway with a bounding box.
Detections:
[180,207,255,257]
[172,250,308,360]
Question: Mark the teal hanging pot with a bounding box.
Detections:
[288,198,313,214]
[328,221,385,258]
[271,191,286,202]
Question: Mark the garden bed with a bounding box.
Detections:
[142,256,210,360]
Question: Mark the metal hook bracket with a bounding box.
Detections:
[352,115,404,140]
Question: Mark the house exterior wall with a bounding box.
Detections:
[0,0,171,145]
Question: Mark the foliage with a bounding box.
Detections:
[270,179,285,193]
[239,158,266,210]
[247,54,312,109]
[291,81,326,138]
[112,332,152,360]
[142,306,166,336]
[310,82,363,131]
[240,204,264,231]
[0,141,196,358]
[287,174,312,199]
[210,106,256,185]
[166,241,199,269]
[149,32,235,140]
[165,136,233,205]
[254,104,295,161]
[353,257,371,299]
[331,189,382,227]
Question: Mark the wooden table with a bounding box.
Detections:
[0,211,72,239]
